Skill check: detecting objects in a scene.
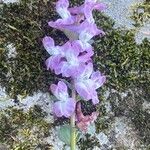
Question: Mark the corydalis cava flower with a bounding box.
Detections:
[43,0,106,133]
[48,0,105,40]
[76,102,99,132]
[74,63,106,104]
[51,81,76,117]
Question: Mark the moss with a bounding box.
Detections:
[131,0,150,27]
[0,106,52,149]
[78,134,100,150]
[0,0,65,98]
[93,12,150,91]
[94,11,149,144]
[129,105,150,146]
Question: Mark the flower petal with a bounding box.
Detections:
[68,6,84,15]
[42,36,55,55]
[75,82,91,100]
[78,48,94,63]
[84,5,95,23]
[79,21,105,42]
[79,63,93,79]
[53,98,76,118]
[93,3,107,11]
[56,0,71,19]
[45,55,62,73]
[91,90,99,105]
[91,71,106,89]
[63,98,76,117]
[53,101,63,117]
[50,81,68,100]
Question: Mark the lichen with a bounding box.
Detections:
[107,88,150,148]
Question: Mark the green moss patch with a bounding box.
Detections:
[0,0,66,98]
[94,12,150,91]
[131,0,150,27]
[0,105,52,149]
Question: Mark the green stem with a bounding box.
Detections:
[70,85,76,150]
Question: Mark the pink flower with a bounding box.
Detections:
[76,102,99,132]
[43,36,68,74]
[48,0,84,31]
[51,81,76,117]
[43,0,107,123]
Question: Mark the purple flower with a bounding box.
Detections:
[71,40,94,65]
[60,41,93,77]
[91,71,106,89]
[45,55,63,75]
[48,0,105,41]
[74,63,106,104]
[42,36,64,74]
[50,81,76,117]
[43,38,93,77]
[48,0,84,31]
[43,0,107,121]
[78,21,105,42]
[69,0,107,23]
[74,63,94,100]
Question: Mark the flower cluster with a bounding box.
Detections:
[43,0,106,131]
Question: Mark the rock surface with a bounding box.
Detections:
[0,0,150,149]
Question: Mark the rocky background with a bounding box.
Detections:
[0,0,150,149]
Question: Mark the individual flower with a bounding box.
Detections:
[60,20,104,42]
[69,0,107,23]
[72,40,94,64]
[51,81,76,117]
[74,63,106,104]
[48,0,105,41]
[76,102,99,132]
[78,21,105,43]
[60,43,81,77]
[43,38,93,77]
[43,36,65,74]
[48,0,84,32]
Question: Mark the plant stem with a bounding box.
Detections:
[70,85,76,150]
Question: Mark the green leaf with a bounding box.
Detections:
[57,125,71,145]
